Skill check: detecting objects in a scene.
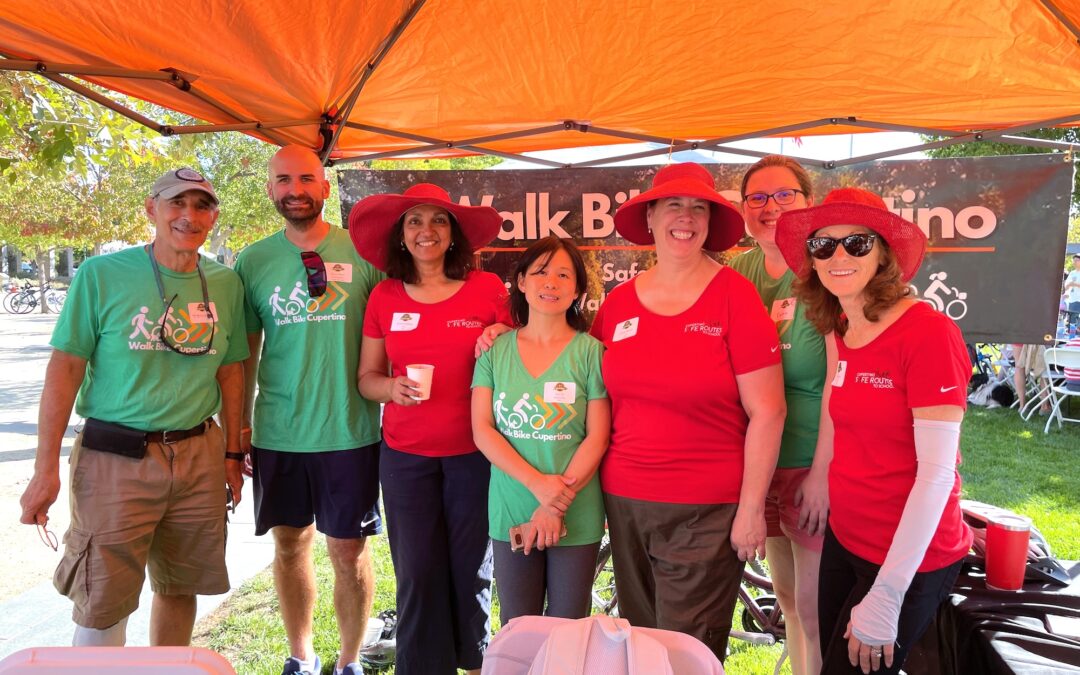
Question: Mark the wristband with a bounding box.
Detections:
[225,452,247,461]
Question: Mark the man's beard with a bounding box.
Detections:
[274,196,323,229]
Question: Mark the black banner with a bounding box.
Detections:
[339,154,1073,344]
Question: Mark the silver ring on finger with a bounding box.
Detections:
[870,647,882,658]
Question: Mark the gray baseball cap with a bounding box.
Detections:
[150,168,219,204]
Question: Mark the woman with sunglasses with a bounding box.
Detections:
[729,155,829,675]
[351,184,510,675]
[776,188,972,675]
[472,236,609,623]
[590,163,785,661]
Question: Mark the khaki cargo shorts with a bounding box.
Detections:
[53,421,230,629]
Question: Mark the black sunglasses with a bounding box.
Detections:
[806,233,879,260]
[301,251,327,298]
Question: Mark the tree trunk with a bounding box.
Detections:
[65,247,74,277]
[35,248,49,314]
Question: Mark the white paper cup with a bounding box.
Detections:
[363,617,385,646]
[406,364,434,400]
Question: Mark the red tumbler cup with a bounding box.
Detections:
[985,515,1030,591]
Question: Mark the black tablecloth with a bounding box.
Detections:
[906,560,1080,674]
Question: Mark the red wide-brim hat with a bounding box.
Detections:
[348,183,503,272]
[613,163,744,252]
[775,187,927,282]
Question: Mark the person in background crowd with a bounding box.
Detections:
[590,162,786,661]
[730,155,830,675]
[354,183,507,675]
[1062,253,1080,331]
[472,236,610,624]
[777,187,972,675]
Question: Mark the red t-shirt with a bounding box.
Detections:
[590,267,781,504]
[363,271,510,457]
[829,302,973,571]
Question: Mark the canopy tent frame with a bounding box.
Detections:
[6,52,1080,168]
[5,0,1080,169]
[5,52,1080,168]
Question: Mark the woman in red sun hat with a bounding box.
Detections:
[776,187,972,675]
[590,162,786,661]
[351,184,510,675]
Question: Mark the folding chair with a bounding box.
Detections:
[1042,347,1080,433]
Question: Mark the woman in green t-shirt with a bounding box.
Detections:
[730,155,831,675]
[472,236,610,623]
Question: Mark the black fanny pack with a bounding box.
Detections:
[80,418,210,459]
[81,418,149,459]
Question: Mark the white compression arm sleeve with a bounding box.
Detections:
[849,418,961,646]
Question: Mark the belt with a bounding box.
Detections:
[145,420,210,445]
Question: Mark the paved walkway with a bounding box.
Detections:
[0,311,274,657]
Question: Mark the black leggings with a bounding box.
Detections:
[818,526,963,674]
[492,540,601,625]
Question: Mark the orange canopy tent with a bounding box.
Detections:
[3,0,1080,167]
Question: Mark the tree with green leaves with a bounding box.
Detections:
[923,129,1080,247]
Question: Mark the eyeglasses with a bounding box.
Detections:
[37,522,58,551]
[157,294,216,355]
[743,189,807,209]
[301,251,327,298]
[806,233,879,260]
[146,243,215,356]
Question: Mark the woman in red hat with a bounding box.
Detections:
[730,155,829,675]
[776,188,972,675]
[589,162,786,661]
[351,184,511,675]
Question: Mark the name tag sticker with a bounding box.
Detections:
[612,317,639,342]
[324,262,352,283]
[187,302,217,324]
[391,312,420,331]
[544,381,577,404]
[832,360,847,387]
[771,298,796,322]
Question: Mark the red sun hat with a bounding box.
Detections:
[775,187,927,282]
[613,163,744,252]
[348,183,503,272]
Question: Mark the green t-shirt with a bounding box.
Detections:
[50,245,248,431]
[235,227,383,452]
[472,330,608,545]
[730,247,826,468]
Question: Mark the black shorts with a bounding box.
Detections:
[252,443,382,539]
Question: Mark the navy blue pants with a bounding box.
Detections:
[818,526,963,674]
[380,443,493,675]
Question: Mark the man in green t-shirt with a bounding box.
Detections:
[18,168,248,648]
[235,146,383,675]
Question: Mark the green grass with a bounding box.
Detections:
[195,405,1080,674]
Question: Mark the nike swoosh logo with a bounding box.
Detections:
[940,386,958,393]
[771,346,779,353]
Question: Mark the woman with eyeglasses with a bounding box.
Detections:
[776,188,972,675]
[729,155,828,675]
[590,163,785,661]
[350,184,510,675]
[471,236,610,624]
